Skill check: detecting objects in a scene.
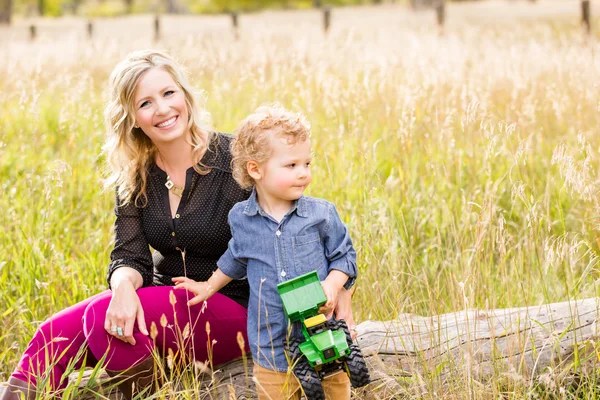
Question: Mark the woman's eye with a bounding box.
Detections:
[165,90,174,96]
[140,101,150,108]
[305,162,311,167]
[287,163,296,168]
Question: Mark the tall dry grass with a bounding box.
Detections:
[2,1,600,398]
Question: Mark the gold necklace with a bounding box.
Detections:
[158,154,184,198]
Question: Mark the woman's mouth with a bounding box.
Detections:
[156,116,178,129]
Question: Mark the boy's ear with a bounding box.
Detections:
[247,161,262,181]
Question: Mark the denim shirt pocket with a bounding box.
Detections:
[292,232,326,275]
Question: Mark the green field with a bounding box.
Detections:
[2,2,600,398]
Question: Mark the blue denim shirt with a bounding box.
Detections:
[217,189,357,372]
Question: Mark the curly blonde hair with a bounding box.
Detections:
[231,104,311,190]
[103,50,212,207]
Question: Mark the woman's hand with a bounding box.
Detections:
[172,277,213,306]
[334,287,357,340]
[104,279,148,345]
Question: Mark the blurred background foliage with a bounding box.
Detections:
[11,0,386,18]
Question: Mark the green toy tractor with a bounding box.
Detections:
[277,271,370,400]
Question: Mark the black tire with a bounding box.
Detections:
[284,337,302,360]
[293,357,325,400]
[345,344,370,388]
[328,319,353,346]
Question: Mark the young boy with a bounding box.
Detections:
[173,104,357,399]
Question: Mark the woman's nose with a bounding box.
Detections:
[155,99,170,115]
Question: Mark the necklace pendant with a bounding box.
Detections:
[171,185,184,197]
[165,176,175,190]
[165,175,183,197]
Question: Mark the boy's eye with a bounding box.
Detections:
[305,162,311,167]
[287,163,296,168]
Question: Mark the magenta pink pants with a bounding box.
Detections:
[11,287,249,391]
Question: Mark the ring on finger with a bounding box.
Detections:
[110,325,118,333]
[117,327,124,336]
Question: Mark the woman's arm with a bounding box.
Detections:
[107,195,155,289]
[105,267,149,345]
[110,266,143,290]
[105,194,154,345]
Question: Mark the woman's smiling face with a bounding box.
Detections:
[133,67,189,145]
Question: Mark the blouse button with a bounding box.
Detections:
[175,214,180,218]
[171,232,175,236]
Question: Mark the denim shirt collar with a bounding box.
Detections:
[243,187,308,218]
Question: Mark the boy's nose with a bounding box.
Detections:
[297,169,309,179]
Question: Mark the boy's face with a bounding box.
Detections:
[255,135,312,203]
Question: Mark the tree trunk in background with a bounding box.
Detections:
[0,0,12,24]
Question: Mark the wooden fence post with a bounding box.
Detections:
[0,0,12,24]
[154,14,160,42]
[435,0,445,34]
[231,11,238,40]
[323,7,330,34]
[582,0,591,35]
[87,19,93,39]
[29,24,36,40]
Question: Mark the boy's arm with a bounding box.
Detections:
[173,270,233,306]
[217,210,249,280]
[323,203,358,290]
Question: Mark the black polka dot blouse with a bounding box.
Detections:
[107,133,251,307]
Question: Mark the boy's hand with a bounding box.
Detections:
[172,277,214,306]
[335,287,357,340]
[319,279,340,317]
[319,270,349,317]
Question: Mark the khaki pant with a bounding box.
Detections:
[253,363,351,400]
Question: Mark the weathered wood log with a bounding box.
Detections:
[3,298,599,398]
[211,297,600,397]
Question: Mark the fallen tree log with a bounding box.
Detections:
[3,298,600,398]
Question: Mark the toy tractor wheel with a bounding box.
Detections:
[293,357,325,400]
[328,319,353,346]
[345,344,370,388]
[284,337,302,360]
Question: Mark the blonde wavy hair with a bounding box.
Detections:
[103,50,212,207]
[231,104,311,190]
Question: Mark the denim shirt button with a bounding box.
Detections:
[281,270,286,277]
[276,230,281,237]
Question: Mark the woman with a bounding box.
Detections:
[2,50,357,400]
